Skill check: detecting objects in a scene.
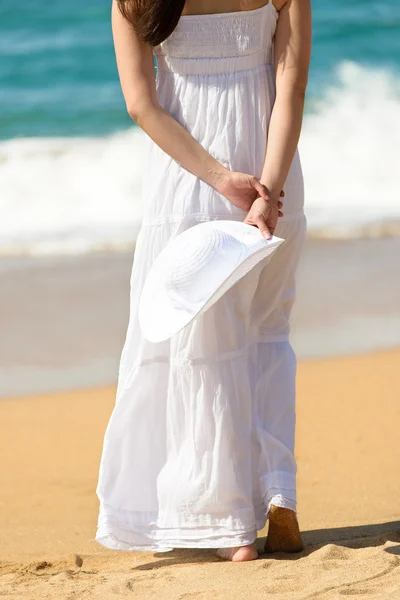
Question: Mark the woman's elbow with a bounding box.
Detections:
[276,66,309,100]
[126,103,142,124]
[126,99,158,127]
[276,78,308,104]
[287,73,309,98]
[292,67,310,97]
[292,77,308,98]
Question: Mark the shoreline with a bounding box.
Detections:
[1,235,400,398]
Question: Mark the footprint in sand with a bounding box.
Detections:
[74,554,83,568]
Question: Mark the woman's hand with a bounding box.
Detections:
[215,171,272,212]
[244,194,283,240]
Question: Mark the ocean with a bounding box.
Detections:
[1,0,399,256]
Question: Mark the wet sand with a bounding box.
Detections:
[1,235,400,397]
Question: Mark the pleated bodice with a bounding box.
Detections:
[153,2,279,76]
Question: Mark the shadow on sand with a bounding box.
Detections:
[132,520,400,570]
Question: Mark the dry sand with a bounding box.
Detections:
[1,348,399,599]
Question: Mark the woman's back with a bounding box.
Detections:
[153,2,278,76]
[181,0,279,16]
[147,0,303,228]
[96,0,311,558]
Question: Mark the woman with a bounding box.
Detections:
[96,0,312,562]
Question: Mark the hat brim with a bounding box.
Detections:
[138,233,284,343]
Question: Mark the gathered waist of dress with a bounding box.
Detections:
[155,47,273,76]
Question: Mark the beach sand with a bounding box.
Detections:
[2,236,400,398]
[1,348,399,599]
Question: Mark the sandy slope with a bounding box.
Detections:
[1,349,399,599]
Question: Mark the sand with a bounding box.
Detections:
[2,236,400,398]
[1,348,399,599]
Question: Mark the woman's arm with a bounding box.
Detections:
[244,0,312,238]
[260,0,312,193]
[111,1,268,211]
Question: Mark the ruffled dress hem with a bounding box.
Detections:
[95,489,296,552]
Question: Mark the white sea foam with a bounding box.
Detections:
[0,128,145,256]
[300,61,400,238]
[1,61,399,257]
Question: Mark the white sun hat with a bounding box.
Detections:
[138,220,284,343]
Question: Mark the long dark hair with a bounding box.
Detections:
[117,0,186,47]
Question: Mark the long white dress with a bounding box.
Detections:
[96,1,307,552]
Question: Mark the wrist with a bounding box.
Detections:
[259,184,281,203]
[207,164,231,192]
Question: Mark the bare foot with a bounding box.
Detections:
[216,542,258,562]
[264,506,303,553]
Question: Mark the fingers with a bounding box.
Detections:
[254,213,272,240]
[252,177,269,200]
[243,194,281,239]
[251,177,285,206]
[259,223,272,240]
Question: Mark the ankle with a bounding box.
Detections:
[268,505,297,522]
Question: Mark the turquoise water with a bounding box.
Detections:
[1,0,399,256]
[1,0,399,139]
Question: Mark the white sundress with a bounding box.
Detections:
[96,1,307,552]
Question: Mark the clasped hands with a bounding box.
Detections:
[217,171,284,240]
